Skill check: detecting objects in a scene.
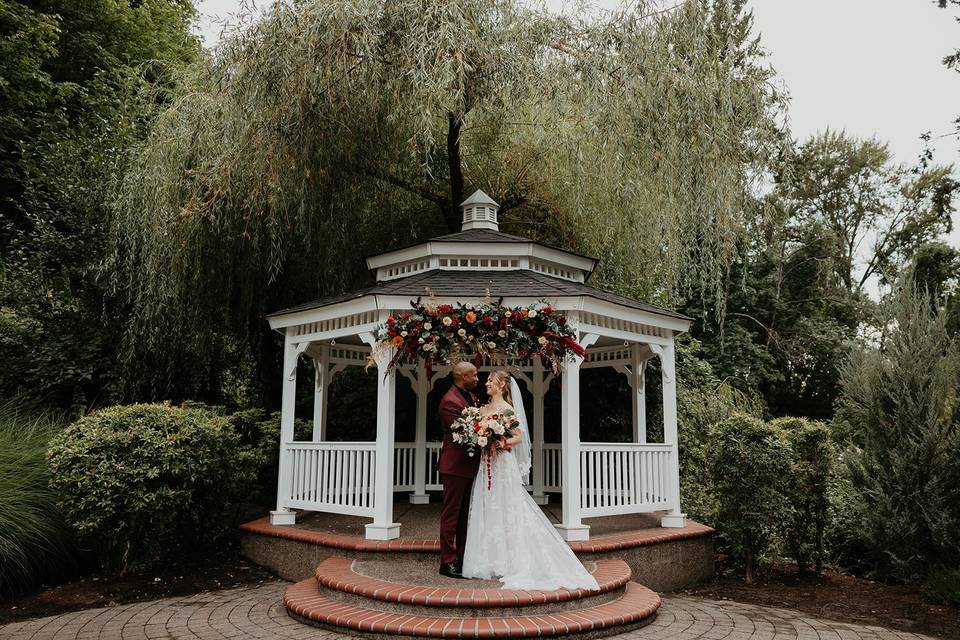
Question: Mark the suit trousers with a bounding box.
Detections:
[439,472,474,566]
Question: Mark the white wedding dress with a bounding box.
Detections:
[460,395,600,591]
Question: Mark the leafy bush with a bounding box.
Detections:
[0,398,77,596]
[833,285,960,582]
[47,402,255,573]
[922,567,960,606]
[710,414,792,583]
[771,417,833,574]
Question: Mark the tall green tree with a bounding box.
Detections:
[108,0,788,399]
[0,1,200,409]
[687,130,957,419]
[833,283,960,582]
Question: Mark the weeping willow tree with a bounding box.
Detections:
[107,0,787,400]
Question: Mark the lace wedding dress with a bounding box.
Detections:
[460,439,600,591]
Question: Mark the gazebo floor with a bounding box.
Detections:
[239,494,715,593]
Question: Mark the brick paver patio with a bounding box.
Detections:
[0,579,936,640]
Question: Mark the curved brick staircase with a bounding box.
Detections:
[284,556,661,638]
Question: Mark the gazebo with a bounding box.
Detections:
[264,191,691,542]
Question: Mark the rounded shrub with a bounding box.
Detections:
[47,402,255,573]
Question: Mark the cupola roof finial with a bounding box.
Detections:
[460,189,499,231]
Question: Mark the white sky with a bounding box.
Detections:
[192,0,960,260]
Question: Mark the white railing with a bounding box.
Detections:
[580,443,673,517]
[281,440,675,519]
[543,443,562,491]
[284,442,376,517]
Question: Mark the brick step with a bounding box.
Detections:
[285,577,660,639]
[314,556,631,616]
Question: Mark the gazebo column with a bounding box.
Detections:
[531,358,548,505]
[270,335,302,525]
[363,337,401,540]
[312,345,330,442]
[631,345,647,444]
[656,340,686,528]
[410,364,430,504]
[557,330,598,541]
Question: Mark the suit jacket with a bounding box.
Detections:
[437,384,482,478]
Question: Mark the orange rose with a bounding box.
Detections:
[465,311,477,323]
[392,335,404,347]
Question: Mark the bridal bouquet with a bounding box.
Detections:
[450,407,520,489]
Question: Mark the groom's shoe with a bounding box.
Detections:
[439,563,466,579]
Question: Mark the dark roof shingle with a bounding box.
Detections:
[266,270,691,321]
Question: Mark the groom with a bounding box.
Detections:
[437,361,481,579]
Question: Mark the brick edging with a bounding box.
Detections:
[284,578,661,637]
[240,516,713,554]
[315,556,631,607]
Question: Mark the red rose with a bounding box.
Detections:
[543,306,553,314]
[483,315,493,325]
[386,316,395,325]
[557,317,566,326]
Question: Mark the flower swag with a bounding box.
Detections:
[372,289,586,375]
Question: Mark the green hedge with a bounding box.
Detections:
[47,402,256,573]
[771,417,833,574]
[710,414,791,583]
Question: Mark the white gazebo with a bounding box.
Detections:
[264,190,691,541]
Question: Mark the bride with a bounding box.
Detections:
[460,370,600,591]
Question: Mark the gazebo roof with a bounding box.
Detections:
[265,268,691,321]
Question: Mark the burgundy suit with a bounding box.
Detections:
[437,384,481,566]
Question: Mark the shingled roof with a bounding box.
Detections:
[363,228,599,266]
[265,269,691,321]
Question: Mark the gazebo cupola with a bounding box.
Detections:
[264,189,692,541]
[366,190,597,283]
[460,189,500,230]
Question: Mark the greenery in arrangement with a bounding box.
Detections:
[0,399,76,596]
[376,296,583,374]
[47,403,256,573]
[832,284,960,583]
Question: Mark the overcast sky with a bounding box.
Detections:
[192,0,960,254]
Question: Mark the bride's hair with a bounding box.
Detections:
[488,370,513,406]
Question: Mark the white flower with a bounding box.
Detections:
[452,433,461,443]
[487,341,497,349]
[538,336,548,346]
[424,322,432,330]
[401,330,408,337]
[528,309,538,318]
[442,317,453,326]
[477,436,488,447]
[498,330,507,338]
[418,338,425,344]
[457,328,467,337]
[492,422,505,435]
[423,343,434,351]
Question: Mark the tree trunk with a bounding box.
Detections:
[745,548,755,584]
[445,113,465,232]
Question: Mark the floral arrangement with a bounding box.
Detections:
[450,407,520,489]
[374,289,586,374]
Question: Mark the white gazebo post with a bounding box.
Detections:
[312,345,330,441]
[531,357,548,505]
[270,333,302,525]
[362,333,401,540]
[631,344,647,444]
[655,340,686,528]
[557,322,598,541]
[410,362,430,504]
